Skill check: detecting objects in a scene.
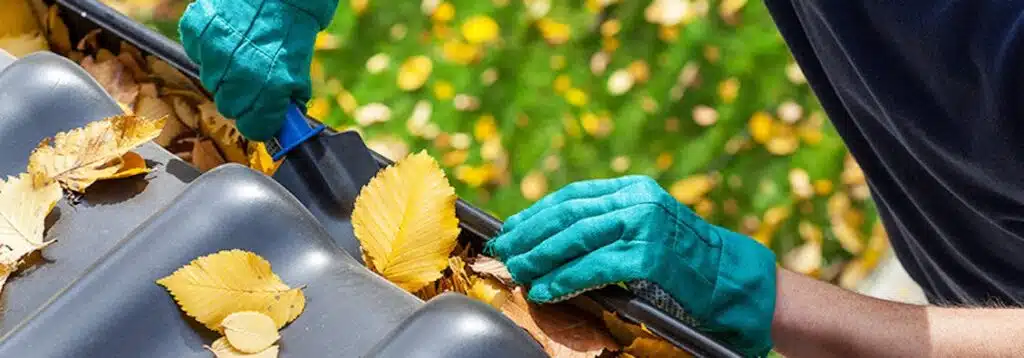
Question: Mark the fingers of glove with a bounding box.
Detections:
[178,0,214,64]
[526,240,648,303]
[504,211,625,284]
[213,41,273,120]
[233,83,290,141]
[504,175,652,232]
[489,188,652,260]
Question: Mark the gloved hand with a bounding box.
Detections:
[178,0,338,141]
[485,175,777,357]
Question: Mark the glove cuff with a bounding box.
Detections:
[706,228,777,357]
[279,0,339,29]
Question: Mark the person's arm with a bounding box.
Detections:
[773,269,1024,357]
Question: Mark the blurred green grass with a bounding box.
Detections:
[110,0,887,286]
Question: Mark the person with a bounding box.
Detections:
[179,0,1024,356]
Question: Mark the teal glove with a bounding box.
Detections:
[178,0,338,141]
[485,175,777,357]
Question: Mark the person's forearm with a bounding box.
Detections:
[771,269,1024,357]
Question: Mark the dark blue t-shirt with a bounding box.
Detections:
[765,1,1024,306]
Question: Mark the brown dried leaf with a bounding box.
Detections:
[75,29,101,51]
[95,48,115,63]
[146,56,199,91]
[192,139,226,172]
[80,56,139,107]
[116,52,148,81]
[448,257,472,294]
[134,96,185,147]
[170,96,200,129]
[66,50,84,63]
[119,41,145,67]
[198,102,247,164]
[136,83,158,99]
[160,88,209,103]
[468,255,514,286]
[500,287,620,357]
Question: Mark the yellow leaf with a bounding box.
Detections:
[156,249,306,331]
[0,174,61,271]
[221,311,280,354]
[602,311,654,346]
[247,142,282,177]
[45,5,70,55]
[397,55,433,91]
[351,151,461,292]
[198,102,247,164]
[0,0,42,37]
[0,33,49,58]
[28,115,165,192]
[109,114,167,152]
[206,337,279,358]
[624,337,692,358]
[448,256,472,294]
[133,96,185,147]
[467,276,509,309]
[102,152,149,180]
[461,15,500,44]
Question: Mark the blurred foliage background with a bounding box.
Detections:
[103,0,888,289]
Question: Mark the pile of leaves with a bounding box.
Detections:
[158,249,305,358]
[0,114,165,293]
[0,1,281,177]
[351,150,689,357]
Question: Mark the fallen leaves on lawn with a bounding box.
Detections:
[156,249,306,331]
[352,150,460,292]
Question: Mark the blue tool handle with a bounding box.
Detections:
[267,102,327,161]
